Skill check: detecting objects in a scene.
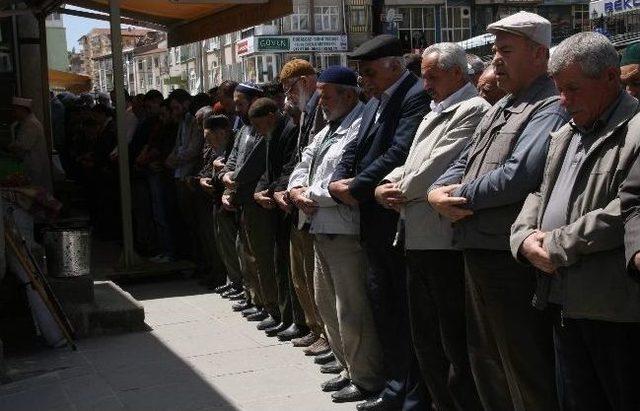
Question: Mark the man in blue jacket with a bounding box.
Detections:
[329,35,430,410]
[428,12,568,411]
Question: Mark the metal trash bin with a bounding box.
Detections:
[43,227,91,278]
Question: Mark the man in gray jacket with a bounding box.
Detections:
[514,32,640,411]
[288,67,383,403]
[375,43,488,411]
[428,12,568,411]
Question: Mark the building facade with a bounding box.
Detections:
[45,12,69,72]
[78,27,153,90]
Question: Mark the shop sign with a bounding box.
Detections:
[290,35,348,52]
[604,0,640,13]
[591,0,640,15]
[257,37,290,51]
[255,35,348,52]
[236,38,255,58]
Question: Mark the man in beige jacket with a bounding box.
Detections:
[374,42,488,411]
[512,32,640,411]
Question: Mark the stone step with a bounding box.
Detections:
[61,281,146,339]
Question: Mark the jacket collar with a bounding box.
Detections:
[506,74,556,114]
[439,82,479,114]
[337,102,365,134]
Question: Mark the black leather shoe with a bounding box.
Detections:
[321,375,350,392]
[228,291,246,301]
[265,322,289,337]
[313,351,335,365]
[320,360,344,374]
[246,310,268,322]
[356,398,398,411]
[221,288,241,298]
[214,284,232,294]
[241,306,260,317]
[277,323,308,341]
[257,315,278,330]
[331,383,372,403]
[232,300,251,311]
[242,307,262,317]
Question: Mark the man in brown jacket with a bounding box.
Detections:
[512,32,640,411]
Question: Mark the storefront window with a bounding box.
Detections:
[441,6,472,42]
[245,57,258,83]
[572,4,590,32]
[315,6,339,32]
[317,54,345,71]
[397,7,436,51]
[244,54,278,84]
[349,5,370,32]
[283,3,310,32]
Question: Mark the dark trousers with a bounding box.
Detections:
[214,206,242,287]
[175,179,199,260]
[275,213,305,326]
[464,249,558,411]
[553,312,640,411]
[148,173,177,258]
[194,191,226,285]
[360,208,427,410]
[242,202,293,324]
[406,250,482,411]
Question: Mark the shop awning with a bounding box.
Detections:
[48,69,92,93]
[24,0,293,47]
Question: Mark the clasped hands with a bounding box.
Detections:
[519,230,557,274]
[427,184,474,222]
[289,187,319,216]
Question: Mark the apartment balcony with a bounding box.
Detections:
[254,25,279,36]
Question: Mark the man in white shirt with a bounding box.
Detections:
[375,42,489,411]
[289,67,383,403]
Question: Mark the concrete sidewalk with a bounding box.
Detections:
[0,278,357,411]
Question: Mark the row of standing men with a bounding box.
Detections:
[197,10,640,411]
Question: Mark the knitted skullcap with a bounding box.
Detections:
[280,59,316,81]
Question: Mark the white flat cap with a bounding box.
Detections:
[487,11,552,49]
[12,97,32,109]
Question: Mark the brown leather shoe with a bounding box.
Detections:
[304,335,331,356]
[291,331,318,347]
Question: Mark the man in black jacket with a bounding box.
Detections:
[249,98,306,339]
[329,35,430,409]
[216,83,264,311]
[275,59,330,353]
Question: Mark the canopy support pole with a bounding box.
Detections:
[109,0,137,269]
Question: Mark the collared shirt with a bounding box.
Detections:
[541,91,624,304]
[429,82,476,115]
[376,70,411,123]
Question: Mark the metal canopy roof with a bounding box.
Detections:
[23,0,292,47]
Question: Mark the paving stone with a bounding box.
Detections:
[116,381,229,411]
[0,382,74,411]
[0,279,371,411]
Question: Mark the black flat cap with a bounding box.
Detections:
[347,34,403,61]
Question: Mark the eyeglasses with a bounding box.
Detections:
[284,77,303,95]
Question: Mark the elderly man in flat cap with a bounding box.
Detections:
[375,42,489,411]
[620,42,640,98]
[328,34,431,410]
[9,97,53,192]
[428,11,568,411]
[512,31,640,411]
[276,59,331,354]
[289,66,384,403]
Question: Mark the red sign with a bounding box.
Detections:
[236,39,249,56]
